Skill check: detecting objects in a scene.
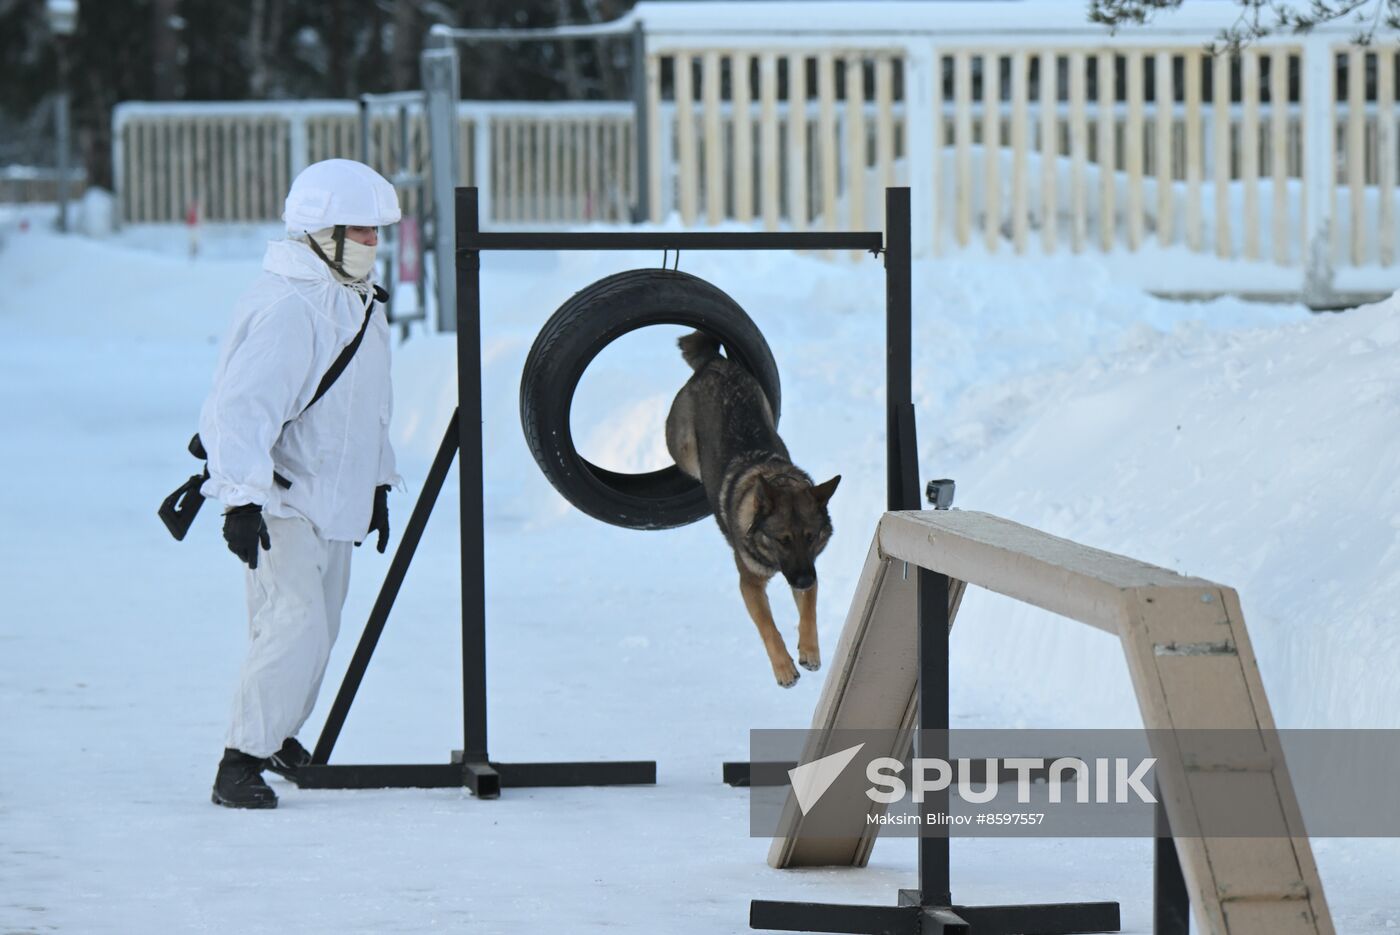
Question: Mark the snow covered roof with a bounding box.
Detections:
[633,0,1365,36]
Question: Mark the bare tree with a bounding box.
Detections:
[151,0,178,99]
[391,0,419,91]
[1090,0,1400,48]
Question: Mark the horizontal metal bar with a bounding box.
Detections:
[749,900,918,934]
[724,760,798,787]
[290,764,465,790]
[494,760,658,788]
[458,231,885,252]
[954,902,1121,935]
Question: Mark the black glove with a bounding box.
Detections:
[223,504,271,569]
[358,484,390,554]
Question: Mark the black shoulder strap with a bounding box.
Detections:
[300,285,387,417]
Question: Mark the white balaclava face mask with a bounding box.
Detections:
[307,227,377,283]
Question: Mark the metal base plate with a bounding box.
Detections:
[750,895,1120,935]
[291,755,656,799]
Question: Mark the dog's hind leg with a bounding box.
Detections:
[792,584,821,671]
[738,570,800,688]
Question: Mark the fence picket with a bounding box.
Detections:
[1098,51,1116,252]
[760,52,780,230]
[788,53,809,231]
[1040,51,1059,253]
[646,54,663,222]
[954,51,972,247]
[845,54,866,239]
[1272,50,1290,264]
[1380,49,1396,266]
[818,51,838,237]
[733,52,753,223]
[1011,51,1029,254]
[1242,49,1260,260]
[1185,50,1203,251]
[1214,52,1232,259]
[1126,51,1145,251]
[1347,48,1366,266]
[983,53,1001,252]
[675,53,698,224]
[1156,51,1174,247]
[875,55,895,196]
[1070,50,1087,251]
[703,50,723,224]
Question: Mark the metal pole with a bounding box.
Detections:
[422,46,461,332]
[917,567,953,908]
[358,96,371,165]
[631,21,650,223]
[456,187,489,763]
[1154,792,1190,935]
[55,91,71,233]
[403,102,427,319]
[884,187,916,512]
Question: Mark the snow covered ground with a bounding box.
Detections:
[1,210,1397,933]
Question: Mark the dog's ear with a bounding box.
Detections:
[754,475,776,513]
[811,475,841,506]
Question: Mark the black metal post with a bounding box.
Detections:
[456,188,493,791]
[918,567,953,909]
[310,413,461,765]
[884,188,918,512]
[1154,793,1190,935]
[631,21,650,223]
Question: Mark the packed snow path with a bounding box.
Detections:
[2,219,1396,933]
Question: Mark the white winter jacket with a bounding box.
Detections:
[199,239,399,542]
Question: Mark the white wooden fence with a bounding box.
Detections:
[112,100,635,227]
[112,2,1399,299]
[639,0,1400,298]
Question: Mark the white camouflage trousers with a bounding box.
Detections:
[226,515,351,758]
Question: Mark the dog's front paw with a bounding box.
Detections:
[773,656,801,688]
[798,647,821,672]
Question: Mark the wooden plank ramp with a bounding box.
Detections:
[767,510,1333,935]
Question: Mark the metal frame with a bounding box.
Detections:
[292,186,904,798]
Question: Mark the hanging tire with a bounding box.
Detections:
[519,268,781,530]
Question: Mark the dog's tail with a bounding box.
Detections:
[678,331,722,371]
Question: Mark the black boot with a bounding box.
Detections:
[211,748,278,809]
[265,737,312,780]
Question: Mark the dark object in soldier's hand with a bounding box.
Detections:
[358,484,391,553]
[224,504,271,569]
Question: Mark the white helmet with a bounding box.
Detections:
[282,158,401,233]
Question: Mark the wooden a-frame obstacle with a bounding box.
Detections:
[754,509,1335,935]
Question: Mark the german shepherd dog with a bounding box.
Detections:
[666,332,840,688]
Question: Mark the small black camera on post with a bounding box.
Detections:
[925,478,955,511]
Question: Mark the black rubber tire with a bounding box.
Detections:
[519,268,781,530]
